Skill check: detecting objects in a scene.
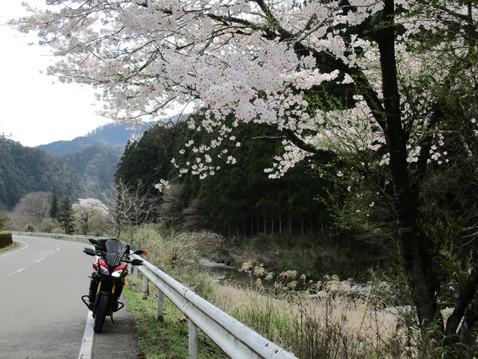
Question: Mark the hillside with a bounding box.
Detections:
[0,122,157,209]
[38,122,154,201]
[0,139,88,209]
[60,144,125,202]
[38,122,147,156]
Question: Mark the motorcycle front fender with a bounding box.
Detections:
[94,290,112,307]
[96,290,113,299]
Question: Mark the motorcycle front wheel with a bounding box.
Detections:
[94,294,110,333]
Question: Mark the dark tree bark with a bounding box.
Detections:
[376,0,439,328]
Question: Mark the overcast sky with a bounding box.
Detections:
[0,1,113,148]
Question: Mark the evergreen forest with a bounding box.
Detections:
[115,113,385,278]
[116,116,329,235]
[0,123,149,210]
[0,138,88,209]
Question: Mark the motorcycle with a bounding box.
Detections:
[81,238,145,333]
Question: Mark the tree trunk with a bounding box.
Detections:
[378,0,439,329]
[279,207,282,234]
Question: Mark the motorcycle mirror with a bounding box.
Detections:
[133,250,147,255]
[83,248,96,256]
[131,259,143,266]
[88,238,98,245]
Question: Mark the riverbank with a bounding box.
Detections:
[125,270,415,359]
[124,227,428,357]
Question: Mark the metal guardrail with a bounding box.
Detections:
[12,232,298,358]
[12,232,102,243]
[131,254,298,359]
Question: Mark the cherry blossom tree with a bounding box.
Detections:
[73,198,109,234]
[11,0,478,350]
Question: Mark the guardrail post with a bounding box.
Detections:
[123,252,299,359]
[142,276,149,300]
[157,288,164,321]
[188,319,198,359]
[133,265,138,285]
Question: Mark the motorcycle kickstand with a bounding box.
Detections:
[110,314,116,326]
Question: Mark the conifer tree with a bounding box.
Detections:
[49,188,60,219]
[57,196,75,234]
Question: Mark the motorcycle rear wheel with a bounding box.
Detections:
[94,294,110,333]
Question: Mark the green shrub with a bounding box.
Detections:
[24,223,35,232]
[0,214,8,231]
[38,218,55,233]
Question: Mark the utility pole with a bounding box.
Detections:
[0,118,12,139]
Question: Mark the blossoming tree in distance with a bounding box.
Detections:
[11,0,478,351]
[72,198,109,234]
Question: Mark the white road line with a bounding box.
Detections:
[35,257,45,263]
[78,311,95,359]
[0,240,28,258]
[6,268,25,277]
[78,244,97,358]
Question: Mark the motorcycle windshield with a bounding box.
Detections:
[104,239,129,267]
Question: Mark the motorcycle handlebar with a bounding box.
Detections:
[83,248,96,256]
[83,248,143,266]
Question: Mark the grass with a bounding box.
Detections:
[123,276,228,359]
[123,227,441,358]
[123,272,416,359]
[209,282,410,359]
[0,241,20,254]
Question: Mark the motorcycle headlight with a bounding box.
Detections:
[99,259,109,275]
[112,264,128,278]
[111,269,123,278]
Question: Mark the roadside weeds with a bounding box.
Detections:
[0,241,20,254]
[123,276,228,359]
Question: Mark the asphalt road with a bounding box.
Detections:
[0,235,141,359]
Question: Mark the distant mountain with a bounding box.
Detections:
[0,122,158,209]
[60,145,125,202]
[38,122,151,156]
[38,122,155,202]
[0,139,88,209]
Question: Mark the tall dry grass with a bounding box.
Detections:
[131,228,441,358]
[210,282,416,359]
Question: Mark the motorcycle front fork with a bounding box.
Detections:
[84,276,123,314]
[95,281,123,310]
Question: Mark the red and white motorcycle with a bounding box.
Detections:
[81,238,145,333]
